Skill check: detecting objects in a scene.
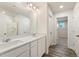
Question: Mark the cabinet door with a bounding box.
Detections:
[18,45,30,57]
[30,40,38,57]
[42,37,45,54]
[31,46,38,57]
[18,51,29,57]
[0,44,30,57]
[38,37,45,57]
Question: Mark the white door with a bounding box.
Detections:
[57,20,68,38]
[73,6,79,56]
[48,16,53,46]
[74,16,79,56]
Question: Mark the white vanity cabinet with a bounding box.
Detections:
[38,37,45,57]
[30,37,45,57]
[0,35,46,57]
[0,44,30,57]
[18,44,30,57]
[30,40,38,57]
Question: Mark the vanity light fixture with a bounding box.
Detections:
[29,3,33,7]
[59,5,64,8]
[33,6,36,10]
[36,8,39,11]
[27,3,39,12]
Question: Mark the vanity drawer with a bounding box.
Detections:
[30,40,37,47]
[0,44,29,57]
[18,50,29,57]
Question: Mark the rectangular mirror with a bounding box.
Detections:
[0,2,36,39]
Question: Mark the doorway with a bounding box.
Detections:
[57,16,68,47]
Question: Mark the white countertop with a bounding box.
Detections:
[0,33,46,55]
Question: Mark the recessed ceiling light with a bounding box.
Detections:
[59,5,64,8]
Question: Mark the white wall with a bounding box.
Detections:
[47,5,55,45]
[36,3,48,54]
[35,3,55,54]
[54,10,74,49]
[30,12,38,34]
[34,3,54,54]
[37,3,48,34]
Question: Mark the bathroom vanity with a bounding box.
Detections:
[0,3,47,57]
[0,34,46,57]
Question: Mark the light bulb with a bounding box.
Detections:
[33,6,36,10]
[36,8,39,11]
[59,5,64,8]
[2,11,6,14]
[29,3,33,7]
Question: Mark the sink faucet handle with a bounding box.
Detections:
[5,38,11,42]
[4,33,7,35]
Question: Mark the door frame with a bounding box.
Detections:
[56,16,68,47]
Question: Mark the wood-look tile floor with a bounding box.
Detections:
[43,37,77,57]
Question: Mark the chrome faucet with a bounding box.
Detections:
[32,33,36,36]
[4,38,11,42]
[2,33,10,42]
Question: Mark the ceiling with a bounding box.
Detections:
[0,2,76,15]
[48,2,76,13]
[0,2,35,17]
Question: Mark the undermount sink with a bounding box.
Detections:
[0,34,40,49]
[0,40,23,49]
